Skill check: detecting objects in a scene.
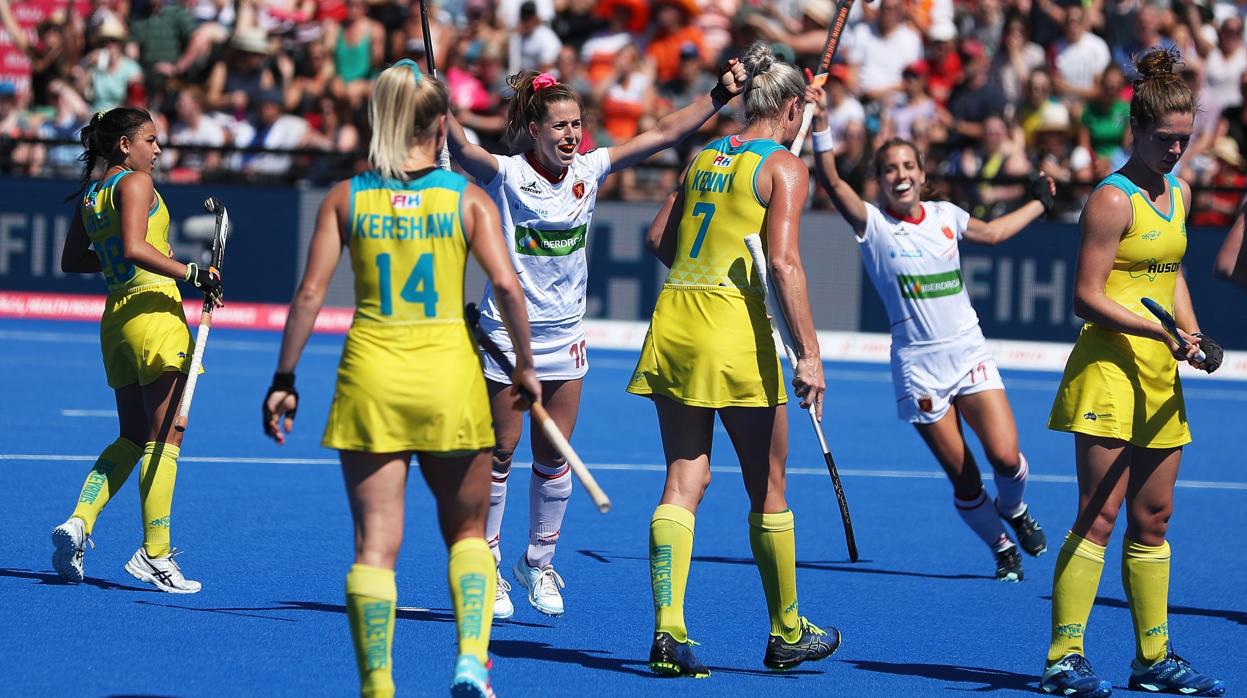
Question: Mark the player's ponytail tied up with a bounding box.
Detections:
[66,107,152,202]
[369,61,450,181]
[739,41,805,125]
[504,70,580,153]
[1130,48,1194,131]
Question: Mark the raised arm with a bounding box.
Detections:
[1214,194,1247,288]
[464,184,540,402]
[606,59,748,172]
[761,151,825,418]
[60,212,101,273]
[963,173,1054,245]
[446,112,501,183]
[265,181,347,443]
[808,84,868,234]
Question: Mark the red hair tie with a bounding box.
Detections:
[532,73,558,90]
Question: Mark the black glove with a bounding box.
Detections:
[1028,172,1055,214]
[1193,333,1223,373]
[184,262,221,291]
[263,371,299,435]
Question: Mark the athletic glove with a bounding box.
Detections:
[263,371,299,437]
[1028,172,1055,214]
[184,262,222,291]
[1193,333,1223,373]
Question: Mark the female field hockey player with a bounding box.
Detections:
[1040,49,1225,698]
[445,58,749,619]
[261,61,539,698]
[627,42,838,677]
[53,107,221,593]
[807,83,1055,582]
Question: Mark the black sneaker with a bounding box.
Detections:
[999,502,1047,556]
[995,545,1023,582]
[649,632,710,678]
[763,617,841,671]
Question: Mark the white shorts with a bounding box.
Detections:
[891,329,1005,424]
[479,314,588,384]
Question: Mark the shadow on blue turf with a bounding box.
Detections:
[489,639,821,679]
[576,551,994,581]
[845,660,1037,692]
[0,567,153,593]
[1042,595,1247,627]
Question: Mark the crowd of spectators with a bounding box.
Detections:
[2,0,1247,221]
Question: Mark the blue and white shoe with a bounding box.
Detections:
[51,517,91,583]
[1129,648,1225,696]
[450,655,495,698]
[1040,654,1113,697]
[513,555,564,616]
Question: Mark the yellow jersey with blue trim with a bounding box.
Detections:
[81,170,173,294]
[347,168,470,325]
[666,135,787,288]
[1095,172,1187,323]
[1047,172,1191,447]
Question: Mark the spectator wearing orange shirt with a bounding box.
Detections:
[647,0,703,85]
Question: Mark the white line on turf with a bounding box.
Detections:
[61,409,116,417]
[4,454,1245,490]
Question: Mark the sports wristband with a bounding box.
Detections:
[812,128,835,154]
[710,83,732,108]
[271,371,296,392]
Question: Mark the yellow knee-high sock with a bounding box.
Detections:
[1048,532,1107,663]
[71,437,142,534]
[650,503,695,643]
[345,564,397,698]
[138,442,179,558]
[1123,539,1171,665]
[448,537,495,664]
[749,510,801,642]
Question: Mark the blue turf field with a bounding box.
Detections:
[2,318,1244,697]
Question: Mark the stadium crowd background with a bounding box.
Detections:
[2,0,1247,224]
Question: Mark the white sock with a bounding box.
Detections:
[993,452,1029,519]
[526,459,572,569]
[955,488,1013,552]
[487,461,509,566]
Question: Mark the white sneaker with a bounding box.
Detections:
[124,547,202,594]
[493,573,514,620]
[513,555,564,617]
[51,517,91,583]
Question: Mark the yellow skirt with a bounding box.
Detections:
[627,285,785,408]
[99,283,197,389]
[322,321,495,453]
[1048,324,1190,448]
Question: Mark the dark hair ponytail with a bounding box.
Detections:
[66,107,153,201]
[1130,48,1194,131]
[503,71,580,153]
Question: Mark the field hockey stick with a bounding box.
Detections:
[418,0,451,170]
[465,303,612,514]
[1141,296,1206,363]
[174,198,231,432]
[790,0,859,156]
[744,234,858,562]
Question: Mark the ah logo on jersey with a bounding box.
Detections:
[391,192,423,209]
[572,180,585,199]
[1128,258,1180,281]
[520,181,543,195]
[711,154,734,168]
[1141,230,1161,240]
[942,226,955,240]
